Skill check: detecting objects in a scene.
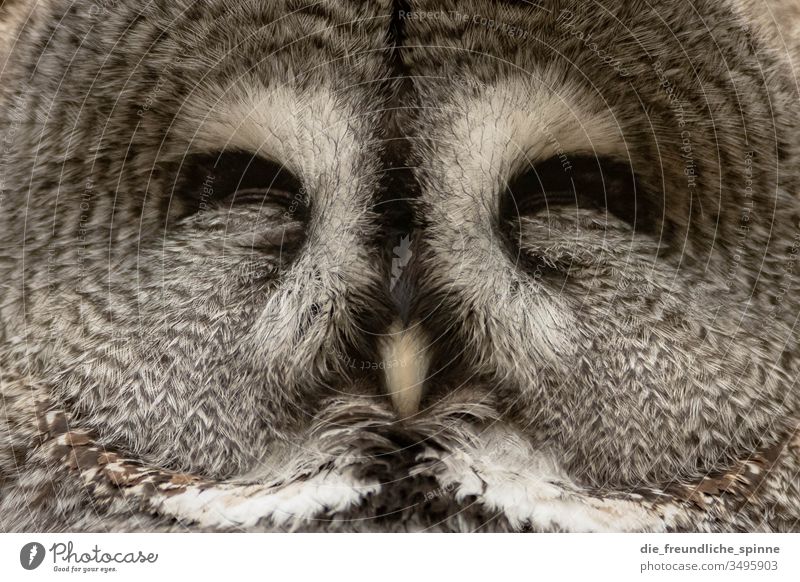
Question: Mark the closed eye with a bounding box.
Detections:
[168,150,309,263]
[500,155,653,230]
[498,154,661,278]
[178,150,306,216]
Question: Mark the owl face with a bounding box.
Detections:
[1,0,799,504]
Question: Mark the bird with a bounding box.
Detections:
[0,0,798,532]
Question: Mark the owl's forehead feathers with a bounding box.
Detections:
[421,75,627,199]
[176,85,371,187]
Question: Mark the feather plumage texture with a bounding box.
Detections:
[2,373,798,531]
[1,0,799,531]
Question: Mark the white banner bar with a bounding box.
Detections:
[1,533,798,581]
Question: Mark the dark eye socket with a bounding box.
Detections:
[178,150,306,215]
[500,155,654,230]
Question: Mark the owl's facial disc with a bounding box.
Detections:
[2,0,798,511]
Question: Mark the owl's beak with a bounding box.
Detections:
[379,321,430,418]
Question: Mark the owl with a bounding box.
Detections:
[0,0,799,532]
